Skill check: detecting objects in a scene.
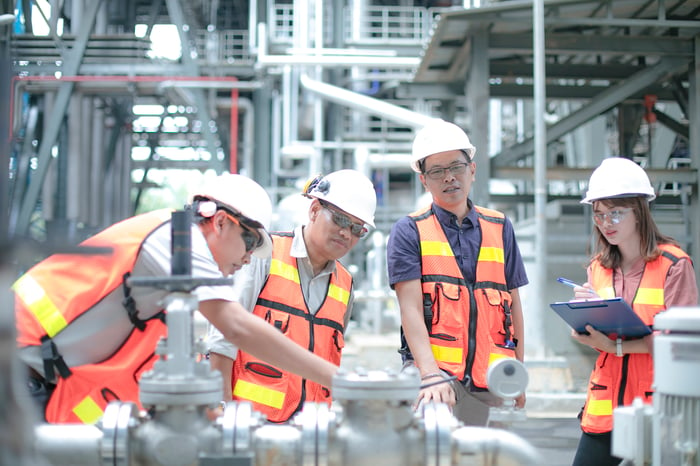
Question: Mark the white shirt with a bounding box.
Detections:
[19,221,237,377]
[206,225,354,359]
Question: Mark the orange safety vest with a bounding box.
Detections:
[13,209,173,424]
[410,205,516,389]
[579,243,689,434]
[231,233,352,422]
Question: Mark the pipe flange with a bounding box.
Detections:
[221,401,257,456]
[100,402,138,466]
[332,367,418,402]
[299,403,330,466]
[423,402,456,466]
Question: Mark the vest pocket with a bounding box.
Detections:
[264,309,291,334]
[244,361,283,378]
[480,288,514,348]
[332,329,345,352]
[431,282,461,327]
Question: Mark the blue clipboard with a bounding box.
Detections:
[549,298,652,338]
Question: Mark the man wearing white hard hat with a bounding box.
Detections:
[567,157,697,466]
[14,173,339,424]
[387,119,528,426]
[207,169,377,422]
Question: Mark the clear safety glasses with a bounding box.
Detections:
[423,162,470,180]
[592,208,633,226]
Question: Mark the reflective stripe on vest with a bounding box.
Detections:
[580,244,687,434]
[14,209,173,347]
[13,274,67,338]
[233,380,285,409]
[411,205,515,389]
[15,209,173,423]
[73,395,103,425]
[45,317,166,424]
[232,233,352,422]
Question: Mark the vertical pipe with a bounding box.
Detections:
[0,34,10,241]
[531,0,547,360]
[312,0,324,176]
[689,36,700,277]
[230,88,239,173]
[89,101,104,226]
[171,209,192,276]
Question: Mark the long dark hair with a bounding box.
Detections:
[590,196,678,269]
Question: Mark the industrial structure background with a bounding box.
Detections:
[0,0,699,464]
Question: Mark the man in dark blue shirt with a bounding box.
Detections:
[387,119,528,425]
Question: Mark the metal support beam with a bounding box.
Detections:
[688,35,700,280]
[465,27,489,205]
[531,0,547,360]
[489,32,695,57]
[15,0,105,236]
[494,56,690,167]
[653,109,689,141]
[164,0,224,173]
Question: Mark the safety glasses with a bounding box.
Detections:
[224,212,264,252]
[423,162,470,180]
[592,208,633,226]
[319,201,369,239]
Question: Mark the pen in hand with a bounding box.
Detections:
[557,277,596,295]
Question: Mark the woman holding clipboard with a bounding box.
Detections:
[569,157,697,466]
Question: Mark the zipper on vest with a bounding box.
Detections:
[464,283,478,385]
[618,354,630,406]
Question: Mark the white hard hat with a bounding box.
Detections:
[190,173,273,258]
[303,170,377,227]
[410,119,476,173]
[581,157,656,204]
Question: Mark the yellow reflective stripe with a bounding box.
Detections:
[478,247,504,264]
[488,352,512,366]
[73,396,104,424]
[328,283,350,305]
[587,399,613,416]
[269,258,300,285]
[635,287,664,306]
[233,379,285,409]
[421,240,454,256]
[12,274,67,338]
[431,344,463,364]
[598,287,615,299]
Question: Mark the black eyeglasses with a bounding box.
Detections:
[423,162,470,180]
[224,212,264,252]
[319,201,369,239]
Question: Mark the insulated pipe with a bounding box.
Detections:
[34,425,103,466]
[299,74,436,129]
[451,426,541,465]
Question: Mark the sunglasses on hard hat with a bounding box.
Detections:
[319,200,369,239]
[223,212,264,253]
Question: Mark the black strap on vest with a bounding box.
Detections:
[122,272,147,331]
[40,336,71,381]
[503,300,514,347]
[423,292,433,333]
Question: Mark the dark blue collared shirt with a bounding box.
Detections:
[387,200,528,290]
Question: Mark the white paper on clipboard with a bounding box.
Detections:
[549,298,652,338]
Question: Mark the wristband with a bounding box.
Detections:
[420,372,443,381]
[616,338,623,357]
